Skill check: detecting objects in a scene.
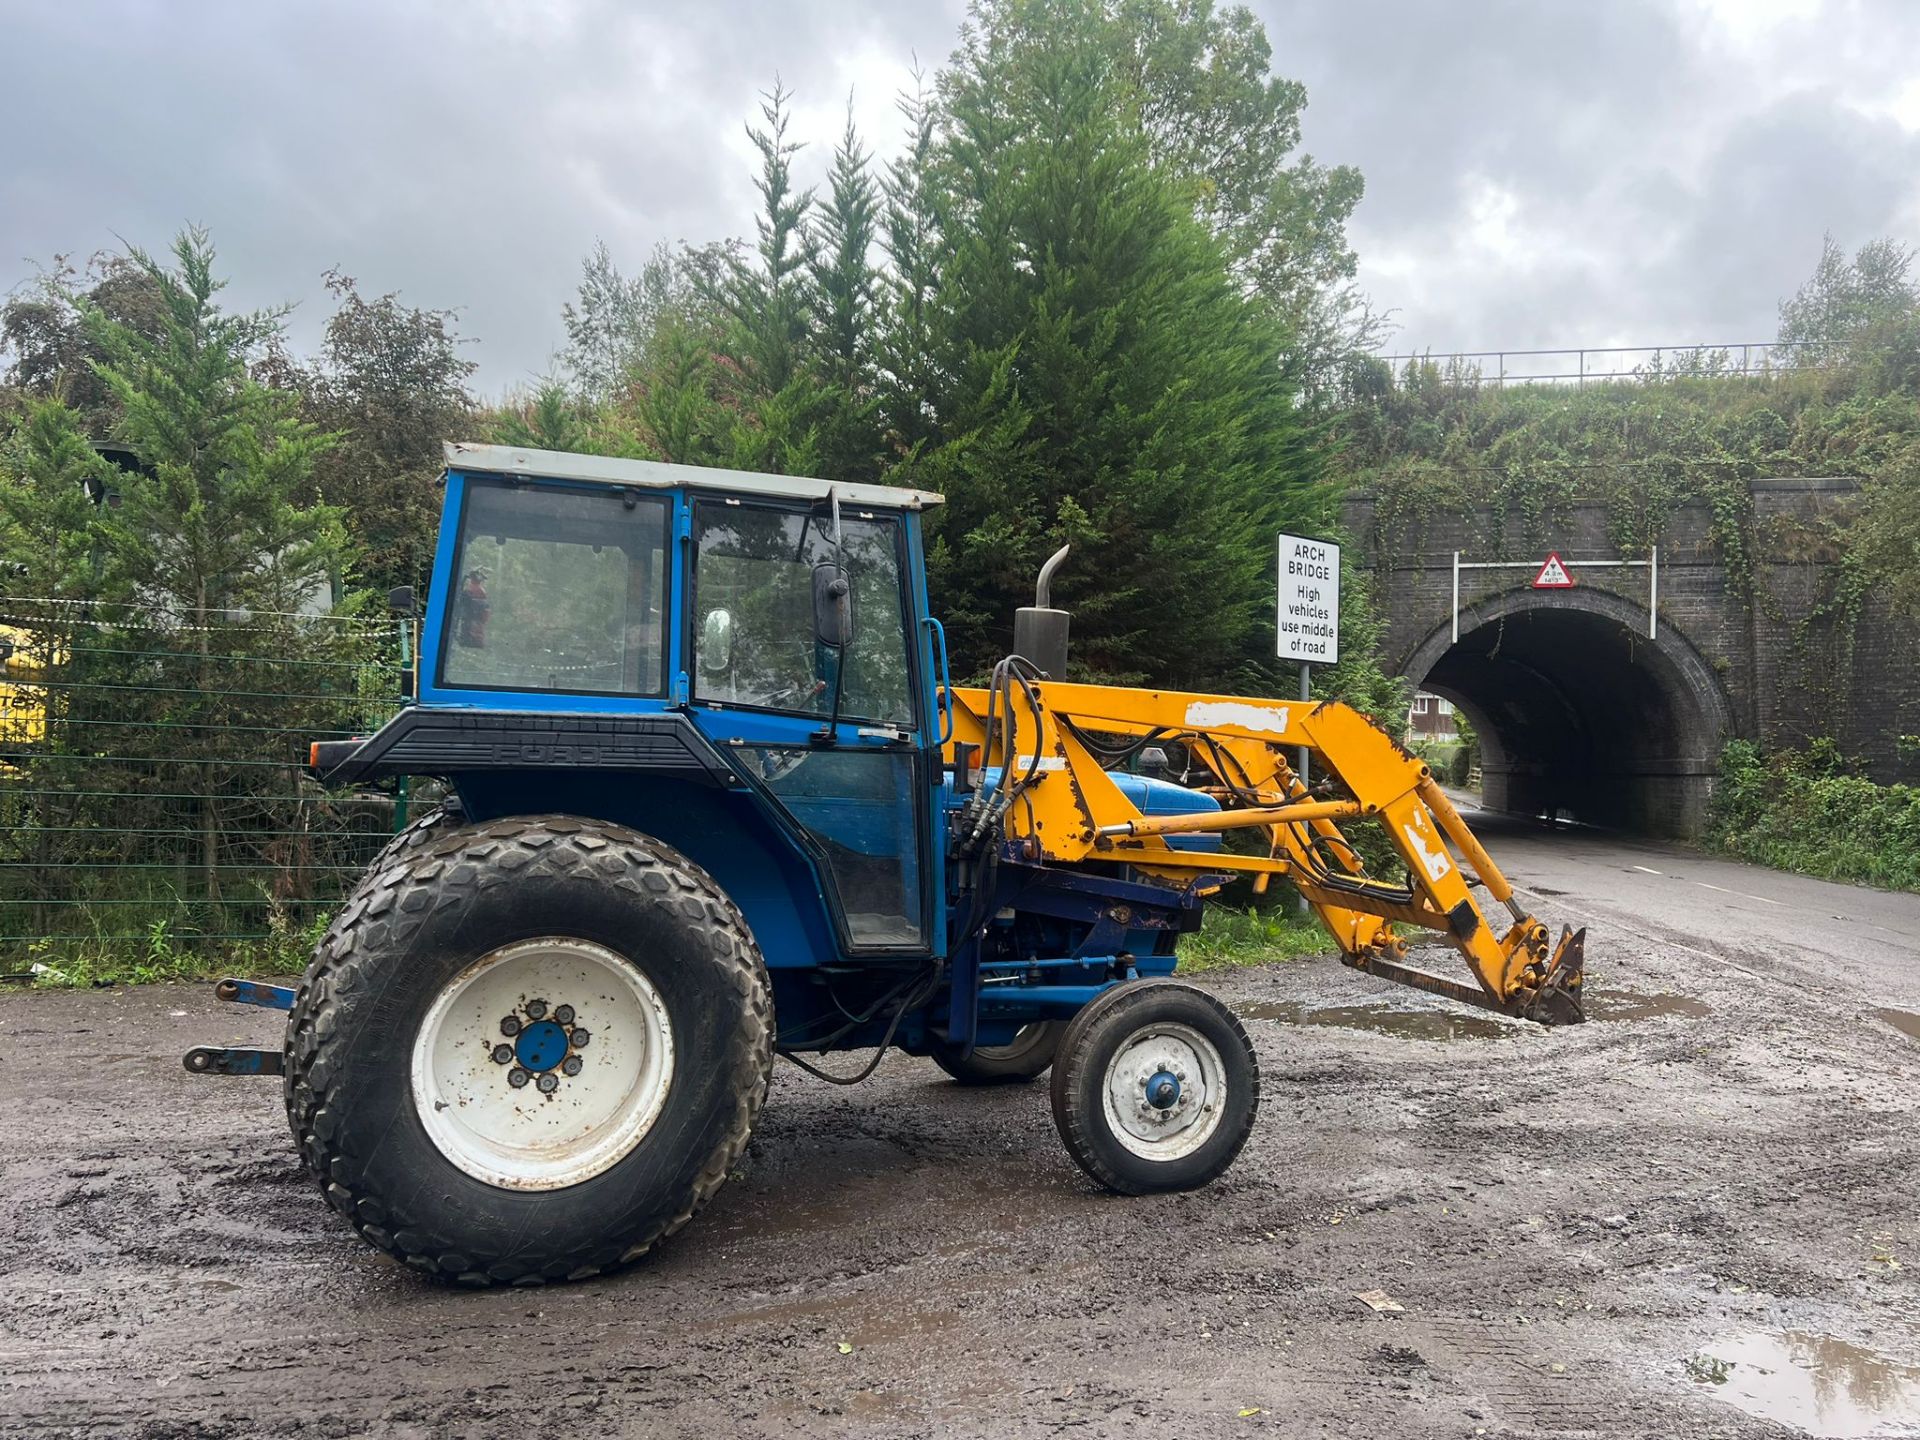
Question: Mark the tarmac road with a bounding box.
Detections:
[5,814,1920,1439]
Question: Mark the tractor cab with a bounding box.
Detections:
[390,443,952,959]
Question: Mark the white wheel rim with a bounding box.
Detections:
[1101,1021,1228,1162]
[410,936,674,1191]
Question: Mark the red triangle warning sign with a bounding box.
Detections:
[1532,551,1575,588]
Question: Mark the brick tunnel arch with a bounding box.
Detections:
[1400,587,1735,838]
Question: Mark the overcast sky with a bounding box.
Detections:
[5,0,1918,395]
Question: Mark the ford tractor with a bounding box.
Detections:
[185,442,1587,1286]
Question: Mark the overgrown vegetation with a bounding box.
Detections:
[1177,904,1331,972]
[0,235,405,984]
[1708,739,1920,891]
[1338,236,1920,634]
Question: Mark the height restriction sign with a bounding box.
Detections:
[1277,533,1340,664]
[1533,551,1575,589]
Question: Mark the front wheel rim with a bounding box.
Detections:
[410,936,675,1191]
[1101,1021,1228,1162]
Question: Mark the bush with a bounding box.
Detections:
[1708,739,1920,890]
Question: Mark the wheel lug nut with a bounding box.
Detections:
[491,1043,513,1064]
[526,999,548,1020]
[507,1068,530,1088]
[500,1016,521,1037]
[562,1056,583,1077]
[555,1004,575,1026]
[536,1072,559,1094]
[570,1028,590,1048]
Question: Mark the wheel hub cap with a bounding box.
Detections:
[514,1018,570,1073]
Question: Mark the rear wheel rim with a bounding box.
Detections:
[410,936,674,1191]
[1100,1020,1227,1162]
[974,1023,1053,1062]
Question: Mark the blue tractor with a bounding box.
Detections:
[187,442,1585,1286]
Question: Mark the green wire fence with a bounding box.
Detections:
[0,598,412,973]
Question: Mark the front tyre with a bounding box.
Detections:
[284,815,772,1286]
[1050,981,1259,1195]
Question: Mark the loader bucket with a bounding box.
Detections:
[1523,926,1587,1026]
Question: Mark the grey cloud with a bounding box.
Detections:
[0,0,961,394]
[2,0,1915,386]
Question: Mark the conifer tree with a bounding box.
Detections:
[902,0,1318,687]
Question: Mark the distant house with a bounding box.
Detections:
[1407,690,1457,739]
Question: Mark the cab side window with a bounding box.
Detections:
[692,503,914,728]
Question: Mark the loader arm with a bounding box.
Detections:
[945,678,1586,1025]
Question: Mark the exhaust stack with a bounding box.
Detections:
[1013,545,1071,679]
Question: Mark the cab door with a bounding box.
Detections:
[685,497,933,954]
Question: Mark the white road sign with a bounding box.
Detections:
[1277,532,1340,664]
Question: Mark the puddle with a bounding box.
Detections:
[1874,1009,1920,1043]
[1693,1331,1920,1437]
[1585,988,1713,1022]
[1239,1000,1517,1042]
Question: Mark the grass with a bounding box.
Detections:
[5,909,328,989]
[1177,903,1333,973]
[9,896,1337,992]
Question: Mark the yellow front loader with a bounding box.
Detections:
[944,667,1587,1028]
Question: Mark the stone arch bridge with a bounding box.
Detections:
[1342,478,1920,838]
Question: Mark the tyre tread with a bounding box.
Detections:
[284,813,773,1286]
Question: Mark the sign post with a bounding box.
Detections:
[1278,532,1341,914]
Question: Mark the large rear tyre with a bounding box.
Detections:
[930,1022,1065,1085]
[359,795,465,878]
[284,815,772,1286]
[1050,981,1259,1195]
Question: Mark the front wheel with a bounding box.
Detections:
[284,815,772,1285]
[1050,981,1259,1195]
[930,1022,1065,1085]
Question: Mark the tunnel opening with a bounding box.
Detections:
[1405,590,1733,839]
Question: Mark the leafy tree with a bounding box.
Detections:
[299,270,475,592]
[1,253,169,430]
[560,241,691,400]
[1778,234,1920,370]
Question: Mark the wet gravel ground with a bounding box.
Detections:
[6,820,1920,1439]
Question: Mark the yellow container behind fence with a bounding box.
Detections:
[0,624,49,756]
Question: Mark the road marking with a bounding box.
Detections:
[1631,865,1662,875]
[1696,882,1734,894]
[1739,892,1784,906]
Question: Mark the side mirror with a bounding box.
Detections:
[387,585,416,617]
[700,608,733,674]
[812,564,853,648]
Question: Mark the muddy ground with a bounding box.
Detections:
[6,814,1920,1439]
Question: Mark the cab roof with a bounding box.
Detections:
[444,442,944,512]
